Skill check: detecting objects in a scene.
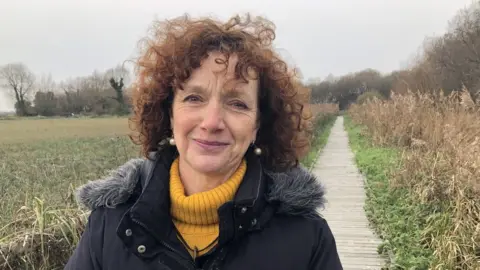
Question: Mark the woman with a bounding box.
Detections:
[65,14,342,270]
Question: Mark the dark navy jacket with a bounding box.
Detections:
[65,149,343,269]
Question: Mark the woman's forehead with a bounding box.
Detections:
[180,81,258,97]
[183,70,258,94]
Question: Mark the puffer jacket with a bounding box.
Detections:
[65,148,343,269]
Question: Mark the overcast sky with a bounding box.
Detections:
[0,0,474,111]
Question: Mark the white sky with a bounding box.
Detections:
[0,0,474,111]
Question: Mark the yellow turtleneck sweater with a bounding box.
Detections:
[169,158,247,258]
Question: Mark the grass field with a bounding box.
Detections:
[0,109,337,269]
[0,117,132,143]
[0,117,139,269]
[0,118,139,243]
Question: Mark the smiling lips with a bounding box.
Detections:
[193,139,229,152]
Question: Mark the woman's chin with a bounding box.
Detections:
[194,162,225,175]
[188,155,231,175]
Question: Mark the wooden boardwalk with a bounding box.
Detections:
[313,116,386,269]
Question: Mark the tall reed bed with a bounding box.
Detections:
[349,89,480,269]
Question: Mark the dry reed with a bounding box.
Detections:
[349,89,480,269]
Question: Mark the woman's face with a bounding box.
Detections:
[171,51,259,176]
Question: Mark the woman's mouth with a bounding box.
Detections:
[193,139,229,152]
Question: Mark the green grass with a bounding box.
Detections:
[0,118,138,269]
[344,115,435,270]
[0,136,138,227]
[301,113,336,169]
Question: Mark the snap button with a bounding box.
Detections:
[240,207,247,214]
[137,245,146,254]
[125,229,132,237]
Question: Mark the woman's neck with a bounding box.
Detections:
[178,160,243,196]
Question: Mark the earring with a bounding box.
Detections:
[254,146,262,156]
[251,140,261,155]
[168,137,176,146]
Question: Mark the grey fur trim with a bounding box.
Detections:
[75,159,325,218]
[265,167,325,218]
[76,158,144,209]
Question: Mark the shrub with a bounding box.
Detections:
[356,90,385,105]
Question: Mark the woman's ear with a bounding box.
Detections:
[251,127,259,143]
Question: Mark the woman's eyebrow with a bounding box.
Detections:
[183,85,208,94]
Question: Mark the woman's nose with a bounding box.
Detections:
[200,101,225,132]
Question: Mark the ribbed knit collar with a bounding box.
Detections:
[169,158,247,226]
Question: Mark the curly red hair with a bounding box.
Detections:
[129,14,313,171]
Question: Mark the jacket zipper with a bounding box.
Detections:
[131,217,198,269]
[172,223,223,269]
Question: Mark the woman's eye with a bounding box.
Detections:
[231,101,248,110]
[183,95,202,103]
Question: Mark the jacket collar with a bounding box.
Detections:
[76,148,326,219]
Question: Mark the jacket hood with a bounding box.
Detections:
[76,158,325,219]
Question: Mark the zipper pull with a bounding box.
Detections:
[193,246,199,261]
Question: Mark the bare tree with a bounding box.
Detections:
[88,70,110,92]
[0,63,36,116]
[104,64,131,87]
[36,73,57,93]
[105,64,132,114]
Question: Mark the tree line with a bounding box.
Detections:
[0,63,133,117]
[308,2,480,110]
